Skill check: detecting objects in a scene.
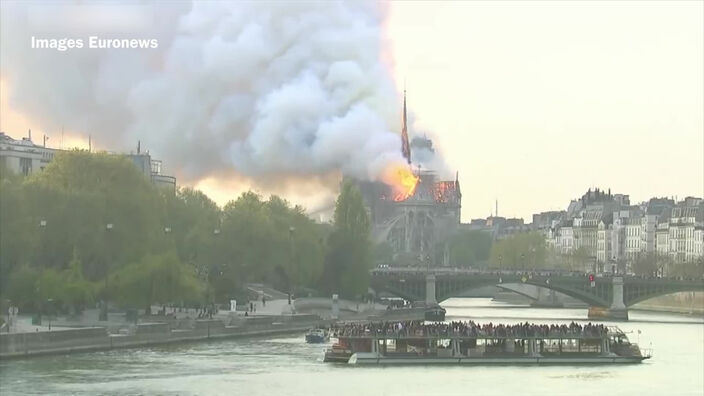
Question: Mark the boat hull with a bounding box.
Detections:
[348,353,649,365]
[323,353,353,363]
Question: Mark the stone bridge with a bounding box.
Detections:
[369,268,704,320]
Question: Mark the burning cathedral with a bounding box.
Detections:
[356,92,461,267]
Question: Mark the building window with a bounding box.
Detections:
[150,160,162,175]
[20,157,31,176]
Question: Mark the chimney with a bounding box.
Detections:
[28,128,32,142]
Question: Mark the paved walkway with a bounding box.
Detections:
[7,308,123,333]
[242,299,295,316]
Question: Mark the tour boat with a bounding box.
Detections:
[305,328,329,344]
[324,323,651,365]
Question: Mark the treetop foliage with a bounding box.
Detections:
[0,150,335,312]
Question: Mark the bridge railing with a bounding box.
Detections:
[370,267,704,283]
[370,267,589,277]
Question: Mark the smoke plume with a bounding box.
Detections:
[1,1,408,188]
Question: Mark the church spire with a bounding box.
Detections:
[401,89,411,164]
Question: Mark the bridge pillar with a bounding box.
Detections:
[425,274,437,305]
[331,294,339,320]
[588,277,628,321]
[610,277,626,310]
[530,287,563,308]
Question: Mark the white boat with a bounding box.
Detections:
[305,328,329,344]
[325,323,650,365]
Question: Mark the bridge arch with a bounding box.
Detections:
[622,281,704,307]
[370,269,704,319]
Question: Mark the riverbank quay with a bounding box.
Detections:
[633,293,704,316]
[0,314,327,359]
[632,305,704,316]
[0,302,427,359]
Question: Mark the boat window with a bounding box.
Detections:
[438,339,451,348]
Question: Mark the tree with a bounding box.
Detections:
[112,252,204,313]
[489,232,547,270]
[4,265,40,311]
[632,253,659,277]
[1,149,333,310]
[320,181,371,298]
[449,230,492,268]
[0,175,34,289]
[668,256,704,279]
[161,187,221,267]
[60,249,95,314]
[569,246,592,272]
[23,150,165,279]
[373,242,394,266]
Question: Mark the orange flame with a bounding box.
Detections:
[383,164,419,202]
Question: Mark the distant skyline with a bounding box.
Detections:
[2,1,702,222]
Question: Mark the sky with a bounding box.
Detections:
[1,1,702,222]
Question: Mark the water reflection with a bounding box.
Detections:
[1,298,702,396]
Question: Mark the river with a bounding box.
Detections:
[1,298,702,396]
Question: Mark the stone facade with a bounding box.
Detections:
[357,170,461,267]
[539,190,702,274]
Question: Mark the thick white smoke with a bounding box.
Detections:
[1,1,407,186]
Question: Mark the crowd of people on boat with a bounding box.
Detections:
[330,320,608,338]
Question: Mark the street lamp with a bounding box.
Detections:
[39,219,47,266]
[100,223,113,321]
[209,228,221,305]
[288,226,295,304]
[47,298,53,330]
[521,253,526,272]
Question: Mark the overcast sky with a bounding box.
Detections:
[2,1,702,222]
[387,1,703,220]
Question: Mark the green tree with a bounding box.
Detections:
[0,175,34,289]
[161,187,221,267]
[449,230,493,268]
[1,149,334,310]
[112,252,204,313]
[23,150,165,279]
[4,265,40,311]
[489,232,547,270]
[320,181,371,298]
[61,249,95,314]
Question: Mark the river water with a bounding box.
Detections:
[1,298,702,396]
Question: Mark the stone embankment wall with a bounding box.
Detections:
[0,314,324,359]
[633,292,704,315]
